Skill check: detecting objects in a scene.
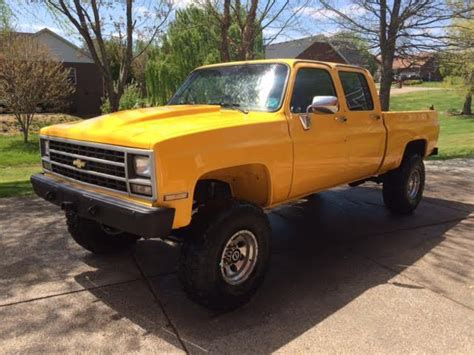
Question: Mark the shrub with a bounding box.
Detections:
[101,82,146,114]
[403,79,423,86]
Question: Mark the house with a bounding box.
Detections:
[1,28,103,116]
[392,54,442,81]
[265,35,370,69]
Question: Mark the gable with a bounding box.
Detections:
[265,35,326,59]
[34,30,93,64]
[297,42,347,63]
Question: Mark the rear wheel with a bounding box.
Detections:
[66,213,140,254]
[383,155,425,214]
[178,200,271,310]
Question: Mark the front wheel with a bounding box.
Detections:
[383,155,425,214]
[178,201,271,310]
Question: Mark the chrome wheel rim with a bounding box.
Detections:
[407,169,421,200]
[220,230,259,285]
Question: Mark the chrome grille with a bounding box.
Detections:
[49,140,125,163]
[51,164,128,192]
[41,137,155,199]
[49,152,126,178]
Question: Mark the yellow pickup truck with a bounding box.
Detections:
[31,59,439,309]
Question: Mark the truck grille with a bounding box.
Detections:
[49,140,125,163]
[52,164,128,192]
[42,137,155,199]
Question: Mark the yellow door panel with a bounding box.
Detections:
[336,69,386,180]
[287,64,349,198]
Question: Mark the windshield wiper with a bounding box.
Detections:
[211,102,249,114]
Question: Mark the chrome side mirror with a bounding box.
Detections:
[307,96,338,114]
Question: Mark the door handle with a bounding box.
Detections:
[299,114,312,130]
[370,114,382,120]
[335,116,347,123]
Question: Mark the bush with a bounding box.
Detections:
[101,82,146,114]
[403,79,423,86]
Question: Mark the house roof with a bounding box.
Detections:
[0,28,92,62]
[265,35,326,59]
[265,35,368,67]
[392,54,433,70]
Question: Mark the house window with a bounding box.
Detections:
[67,67,77,85]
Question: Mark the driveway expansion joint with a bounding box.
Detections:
[131,252,190,354]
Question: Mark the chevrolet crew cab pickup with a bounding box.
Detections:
[31,59,439,310]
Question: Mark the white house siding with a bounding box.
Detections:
[35,31,93,64]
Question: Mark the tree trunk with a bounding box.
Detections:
[220,0,231,62]
[108,92,120,112]
[461,91,472,115]
[23,127,29,143]
[379,65,393,111]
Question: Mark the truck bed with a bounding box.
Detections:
[380,110,439,174]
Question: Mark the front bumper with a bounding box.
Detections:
[31,174,174,238]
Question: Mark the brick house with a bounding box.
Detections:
[265,35,371,69]
[1,28,103,116]
[391,54,442,81]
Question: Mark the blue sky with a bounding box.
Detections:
[6,0,351,45]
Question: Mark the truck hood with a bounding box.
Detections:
[41,105,270,149]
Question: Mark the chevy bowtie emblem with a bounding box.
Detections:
[72,159,86,169]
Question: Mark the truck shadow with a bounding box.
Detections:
[74,186,473,353]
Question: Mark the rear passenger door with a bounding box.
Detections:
[337,70,385,180]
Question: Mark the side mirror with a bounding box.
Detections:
[307,96,338,114]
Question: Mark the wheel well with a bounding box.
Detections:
[194,164,270,207]
[404,140,427,159]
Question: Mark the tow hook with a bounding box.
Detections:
[45,191,55,201]
[61,201,76,212]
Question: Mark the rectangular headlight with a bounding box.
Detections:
[133,155,151,177]
[40,139,50,156]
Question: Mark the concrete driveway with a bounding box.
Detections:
[0,160,473,353]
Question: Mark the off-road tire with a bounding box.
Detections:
[383,154,425,214]
[178,200,271,311]
[66,213,140,254]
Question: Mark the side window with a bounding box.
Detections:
[338,71,374,111]
[290,68,337,113]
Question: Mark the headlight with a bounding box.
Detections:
[133,155,151,177]
[41,139,50,156]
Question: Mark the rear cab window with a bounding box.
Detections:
[290,68,338,113]
[338,71,374,111]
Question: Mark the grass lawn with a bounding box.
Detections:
[390,89,474,160]
[0,114,80,198]
[0,135,41,198]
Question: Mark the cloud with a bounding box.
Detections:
[296,4,367,20]
[171,0,194,9]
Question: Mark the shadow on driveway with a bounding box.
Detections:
[73,186,473,353]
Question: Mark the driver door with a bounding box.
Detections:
[287,64,349,198]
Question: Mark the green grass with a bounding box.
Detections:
[391,89,474,160]
[0,135,41,198]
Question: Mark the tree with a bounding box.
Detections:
[318,0,472,111]
[203,0,310,61]
[440,1,473,115]
[0,0,12,31]
[145,5,228,105]
[0,35,74,142]
[41,0,172,112]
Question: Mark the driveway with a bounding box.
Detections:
[387,86,443,96]
[0,160,473,353]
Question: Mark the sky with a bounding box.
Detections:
[5,0,352,45]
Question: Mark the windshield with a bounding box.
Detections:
[169,64,289,112]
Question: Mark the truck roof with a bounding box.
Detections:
[198,58,366,71]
